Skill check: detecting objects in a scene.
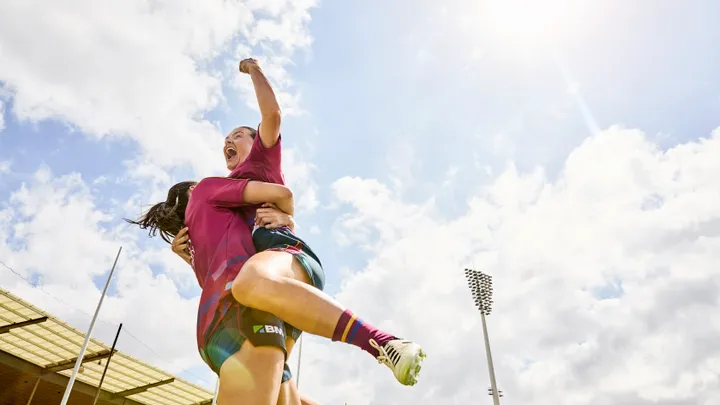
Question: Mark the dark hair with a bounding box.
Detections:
[238,126,257,139]
[125,181,196,244]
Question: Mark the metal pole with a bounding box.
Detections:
[60,246,122,405]
[25,377,41,405]
[211,377,219,405]
[92,323,123,405]
[296,335,304,389]
[481,313,500,405]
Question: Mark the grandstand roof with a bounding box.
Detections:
[0,288,214,405]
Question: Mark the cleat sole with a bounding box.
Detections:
[400,346,426,386]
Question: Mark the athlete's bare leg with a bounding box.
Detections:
[232,251,341,338]
[231,251,426,386]
[217,341,284,405]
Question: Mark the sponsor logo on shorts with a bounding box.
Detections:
[253,325,285,336]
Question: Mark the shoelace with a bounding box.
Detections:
[369,339,402,368]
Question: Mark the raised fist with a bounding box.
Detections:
[239,58,260,74]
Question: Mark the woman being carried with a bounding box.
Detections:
[130,59,425,404]
[131,178,308,404]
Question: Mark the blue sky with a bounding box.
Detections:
[2,0,720,404]
[3,0,719,223]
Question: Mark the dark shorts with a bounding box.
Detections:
[267,247,325,342]
[252,227,325,289]
[253,226,326,342]
[201,228,325,382]
[203,303,294,383]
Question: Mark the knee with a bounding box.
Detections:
[232,259,277,306]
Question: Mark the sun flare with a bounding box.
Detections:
[483,0,578,46]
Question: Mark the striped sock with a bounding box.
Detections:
[332,309,396,358]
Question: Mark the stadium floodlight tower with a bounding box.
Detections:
[465,269,503,405]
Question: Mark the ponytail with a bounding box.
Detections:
[126,181,196,244]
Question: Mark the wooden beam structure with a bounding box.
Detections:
[0,317,48,334]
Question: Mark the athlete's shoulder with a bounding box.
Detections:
[197,176,248,187]
[196,177,220,186]
[250,128,282,156]
[192,177,228,197]
[192,177,213,193]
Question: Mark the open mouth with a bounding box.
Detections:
[224,147,238,162]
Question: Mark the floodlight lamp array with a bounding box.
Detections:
[464,268,494,315]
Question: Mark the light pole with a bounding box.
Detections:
[61,247,122,405]
[465,269,503,405]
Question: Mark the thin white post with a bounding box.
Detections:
[296,335,304,389]
[212,377,220,405]
[60,247,122,405]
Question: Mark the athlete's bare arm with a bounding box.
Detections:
[239,58,281,148]
[206,178,293,216]
[242,181,294,217]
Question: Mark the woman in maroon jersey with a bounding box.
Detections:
[169,59,425,403]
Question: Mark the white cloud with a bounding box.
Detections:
[0,99,5,133]
[386,139,417,196]
[0,160,10,174]
[283,148,319,214]
[0,167,210,384]
[296,126,720,405]
[228,54,305,117]
[0,0,316,178]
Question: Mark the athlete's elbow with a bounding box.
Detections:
[266,184,292,204]
[273,186,294,216]
[262,109,282,125]
[275,185,293,202]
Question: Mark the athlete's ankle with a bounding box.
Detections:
[332,309,396,357]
